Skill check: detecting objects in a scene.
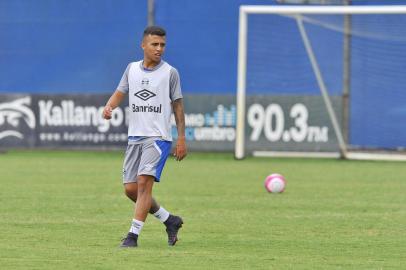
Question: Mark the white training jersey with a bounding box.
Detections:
[116,60,183,141]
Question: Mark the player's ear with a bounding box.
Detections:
[141,35,149,50]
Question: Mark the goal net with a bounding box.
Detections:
[235,5,406,161]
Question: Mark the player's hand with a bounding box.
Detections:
[102,105,113,120]
[173,136,187,161]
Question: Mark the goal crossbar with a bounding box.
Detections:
[240,5,406,15]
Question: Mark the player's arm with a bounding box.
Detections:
[104,63,130,120]
[172,98,187,161]
[102,90,126,120]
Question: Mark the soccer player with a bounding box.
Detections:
[102,26,187,248]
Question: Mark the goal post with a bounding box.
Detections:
[235,5,406,161]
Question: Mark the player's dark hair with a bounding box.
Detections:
[143,26,166,37]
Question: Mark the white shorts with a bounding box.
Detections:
[122,139,172,184]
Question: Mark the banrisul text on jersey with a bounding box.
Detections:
[132,104,162,113]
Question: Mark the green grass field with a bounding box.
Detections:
[0,150,405,269]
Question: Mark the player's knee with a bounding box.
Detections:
[125,189,137,201]
[137,175,154,194]
[124,184,138,201]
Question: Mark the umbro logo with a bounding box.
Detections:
[134,89,156,101]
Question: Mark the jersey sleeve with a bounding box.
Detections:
[169,67,183,101]
[116,63,131,93]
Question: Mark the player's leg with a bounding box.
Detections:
[145,140,183,246]
[121,142,160,247]
[120,145,141,247]
[149,197,160,213]
[124,182,182,244]
[122,175,155,248]
[121,140,183,247]
[124,182,138,202]
[134,191,183,246]
[121,182,163,247]
[134,174,155,221]
[123,183,160,214]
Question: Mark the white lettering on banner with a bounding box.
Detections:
[1,96,332,146]
[194,127,235,141]
[0,97,36,140]
[247,103,329,143]
[171,104,237,142]
[38,100,124,132]
[63,132,106,143]
[289,103,308,142]
[38,132,128,143]
[184,113,205,127]
[171,105,236,128]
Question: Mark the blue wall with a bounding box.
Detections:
[1,0,406,149]
[0,0,147,93]
[0,0,402,94]
[0,0,279,94]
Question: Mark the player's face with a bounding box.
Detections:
[142,34,166,65]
